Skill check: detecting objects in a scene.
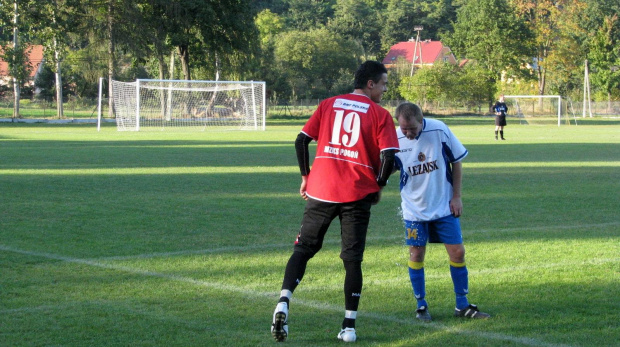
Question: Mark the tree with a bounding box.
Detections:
[285,0,334,31]
[458,63,497,112]
[256,9,284,48]
[380,0,457,56]
[510,0,588,96]
[398,63,457,108]
[588,15,620,105]
[274,28,362,99]
[328,0,381,59]
[31,0,83,118]
[446,0,534,85]
[0,0,54,118]
[255,9,287,99]
[151,0,257,81]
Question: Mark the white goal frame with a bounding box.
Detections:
[503,95,563,126]
[100,79,266,131]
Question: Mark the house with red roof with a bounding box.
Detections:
[382,39,457,68]
[0,44,45,86]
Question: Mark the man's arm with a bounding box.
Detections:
[295,132,313,200]
[295,132,313,175]
[376,149,397,187]
[450,161,463,217]
[371,149,397,205]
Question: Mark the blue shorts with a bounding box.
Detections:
[404,215,463,246]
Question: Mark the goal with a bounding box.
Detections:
[107,79,266,131]
[503,95,576,126]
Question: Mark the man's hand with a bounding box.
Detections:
[450,196,463,217]
[300,176,309,200]
[371,189,383,205]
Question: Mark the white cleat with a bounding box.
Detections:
[337,327,356,342]
[271,302,289,342]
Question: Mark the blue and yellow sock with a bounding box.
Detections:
[450,261,469,310]
[408,261,427,309]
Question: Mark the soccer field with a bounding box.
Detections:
[1,121,618,346]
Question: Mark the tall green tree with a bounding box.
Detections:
[284,0,334,31]
[274,27,361,99]
[74,0,144,117]
[380,0,456,56]
[328,0,381,59]
[510,0,587,96]
[255,9,287,99]
[31,0,83,118]
[0,0,41,118]
[399,63,457,107]
[447,0,534,85]
[151,0,257,81]
[588,15,620,105]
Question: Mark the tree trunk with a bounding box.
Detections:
[178,44,190,80]
[53,1,64,118]
[166,50,175,120]
[107,1,115,118]
[12,0,20,119]
[215,52,220,81]
[55,48,63,118]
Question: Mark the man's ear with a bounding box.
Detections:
[367,79,374,89]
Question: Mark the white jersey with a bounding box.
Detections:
[395,118,468,222]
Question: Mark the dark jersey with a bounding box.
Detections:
[493,102,508,116]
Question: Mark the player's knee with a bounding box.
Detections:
[294,244,321,259]
[409,246,426,262]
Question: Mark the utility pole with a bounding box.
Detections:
[409,26,423,77]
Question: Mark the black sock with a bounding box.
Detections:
[343,260,363,311]
[282,251,311,292]
[500,130,504,138]
[342,317,356,329]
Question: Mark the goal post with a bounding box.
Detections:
[503,95,574,126]
[109,79,266,131]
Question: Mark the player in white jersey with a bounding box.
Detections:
[393,102,490,321]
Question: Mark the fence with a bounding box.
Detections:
[1,96,619,120]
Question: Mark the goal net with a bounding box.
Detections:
[109,79,266,131]
[503,95,576,126]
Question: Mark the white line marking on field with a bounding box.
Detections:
[93,221,620,261]
[0,244,574,347]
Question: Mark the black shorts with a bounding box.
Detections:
[293,193,376,262]
[495,115,507,126]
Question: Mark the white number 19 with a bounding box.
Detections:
[330,110,360,147]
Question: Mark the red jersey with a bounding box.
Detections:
[301,93,399,203]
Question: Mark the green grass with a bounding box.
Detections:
[1,121,619,346]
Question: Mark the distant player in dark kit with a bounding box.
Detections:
[493,95,508,140]
[393,102,490,322]
[270,61,399,343]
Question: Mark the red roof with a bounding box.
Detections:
[0,44,44,79]
[382,40,456,66]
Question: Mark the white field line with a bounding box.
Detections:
[94,221,620,261]
[1,244,576,347]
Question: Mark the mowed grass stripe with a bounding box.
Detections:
[1,161,618,176]
[84,221,620,261]
[0,244,572,347]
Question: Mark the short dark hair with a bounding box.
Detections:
[394,102,423,122]
[354,61,387,89]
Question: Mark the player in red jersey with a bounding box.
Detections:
[271,61,399,343]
